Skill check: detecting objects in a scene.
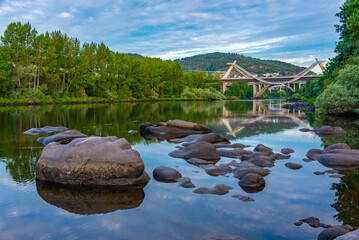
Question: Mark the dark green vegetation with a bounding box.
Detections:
[176,52,307,76]
[295,0,359,115]
[0,22,224,103]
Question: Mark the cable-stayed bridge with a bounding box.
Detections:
[221,58,326,98]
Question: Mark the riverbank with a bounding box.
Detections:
[0,97,209,107]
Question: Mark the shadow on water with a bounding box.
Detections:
[36,180,146,214]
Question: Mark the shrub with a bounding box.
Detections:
[181,88,197,99]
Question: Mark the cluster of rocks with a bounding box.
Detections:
[144,120,299,200]
[306,143,359,170]
[283,101,315,112]
[295,216,357,240]
[300,125,346,138]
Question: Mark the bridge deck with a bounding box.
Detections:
[221,75,321,84]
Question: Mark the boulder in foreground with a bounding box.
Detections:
[36,136,150,187]
[153,166,182,182]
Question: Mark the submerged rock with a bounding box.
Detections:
[193,184,233,195]
[253,144,273,155]
[281,148,294,154]
[249,155,275,168]
[317,226,349,240]
[177,177,195,188]
[165,120,212,133]
[24,126,68,135]
[213,143,248,149]
[36,180,145,214]
[211,235,244,240]
[202,164,232,176]
[272,153,291,160]
[232,162,270,179]
[299,128,312,132]
[153,166,182,182]
[38,129,88,145]
[36,136,150,187]
[285,162,303,170]
[231,194,255,202]
[181,133,229,147]
[186,158,219,166]
[216,148,251,158]
[169,141,221,160]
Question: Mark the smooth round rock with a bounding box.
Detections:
[285,162,303,170]
[169,141,220,160]
[153,166,182,182]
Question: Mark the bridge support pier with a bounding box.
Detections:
[222,81,227,93]
[253,84,258,98]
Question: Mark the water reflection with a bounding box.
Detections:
[220,100,309,139]
[36,181,145,215]
[1,100,359,239]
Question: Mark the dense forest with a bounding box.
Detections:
[0,22,225,103]
[176,52,308,76]
[293,0,359,115]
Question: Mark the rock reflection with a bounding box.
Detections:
[36,180,145,215]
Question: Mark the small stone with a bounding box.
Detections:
[153,166,182,182]
[314,171,326,175]
[202,164,232,176]
[294,221,303,226]
[281,148,294,154]
[231,194,255,202]
[303,158,313,162]
[299,128,312,132]
[329,174,345,178]
[177,177,195,188]
[193,184,233,195]
[128,130,138,134]
[285,162,303,170]
[300,217,321,228]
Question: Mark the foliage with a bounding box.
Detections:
[316,64,359,114]
[0,22,224,102]
[181,87,225,100]
[176,52,307,76]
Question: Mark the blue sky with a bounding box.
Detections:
[0,0,344,67]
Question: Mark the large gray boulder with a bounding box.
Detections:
[36,136,150,186]
[38,129,87,145]
[324,143,351,152]
[169,141,221,160]
[318,226,349,240]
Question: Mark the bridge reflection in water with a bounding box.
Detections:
[221,100,310,138]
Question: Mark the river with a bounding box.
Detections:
[0,100,358,240]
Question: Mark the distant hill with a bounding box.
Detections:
[176,52,308,76]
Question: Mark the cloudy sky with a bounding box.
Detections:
[0,0,344,67]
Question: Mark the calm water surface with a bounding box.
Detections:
[0,100,358,240]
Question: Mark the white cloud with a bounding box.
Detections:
[58,12,73,18]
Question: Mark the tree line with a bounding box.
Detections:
[294,0,359,115]
[0,22,224,102]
